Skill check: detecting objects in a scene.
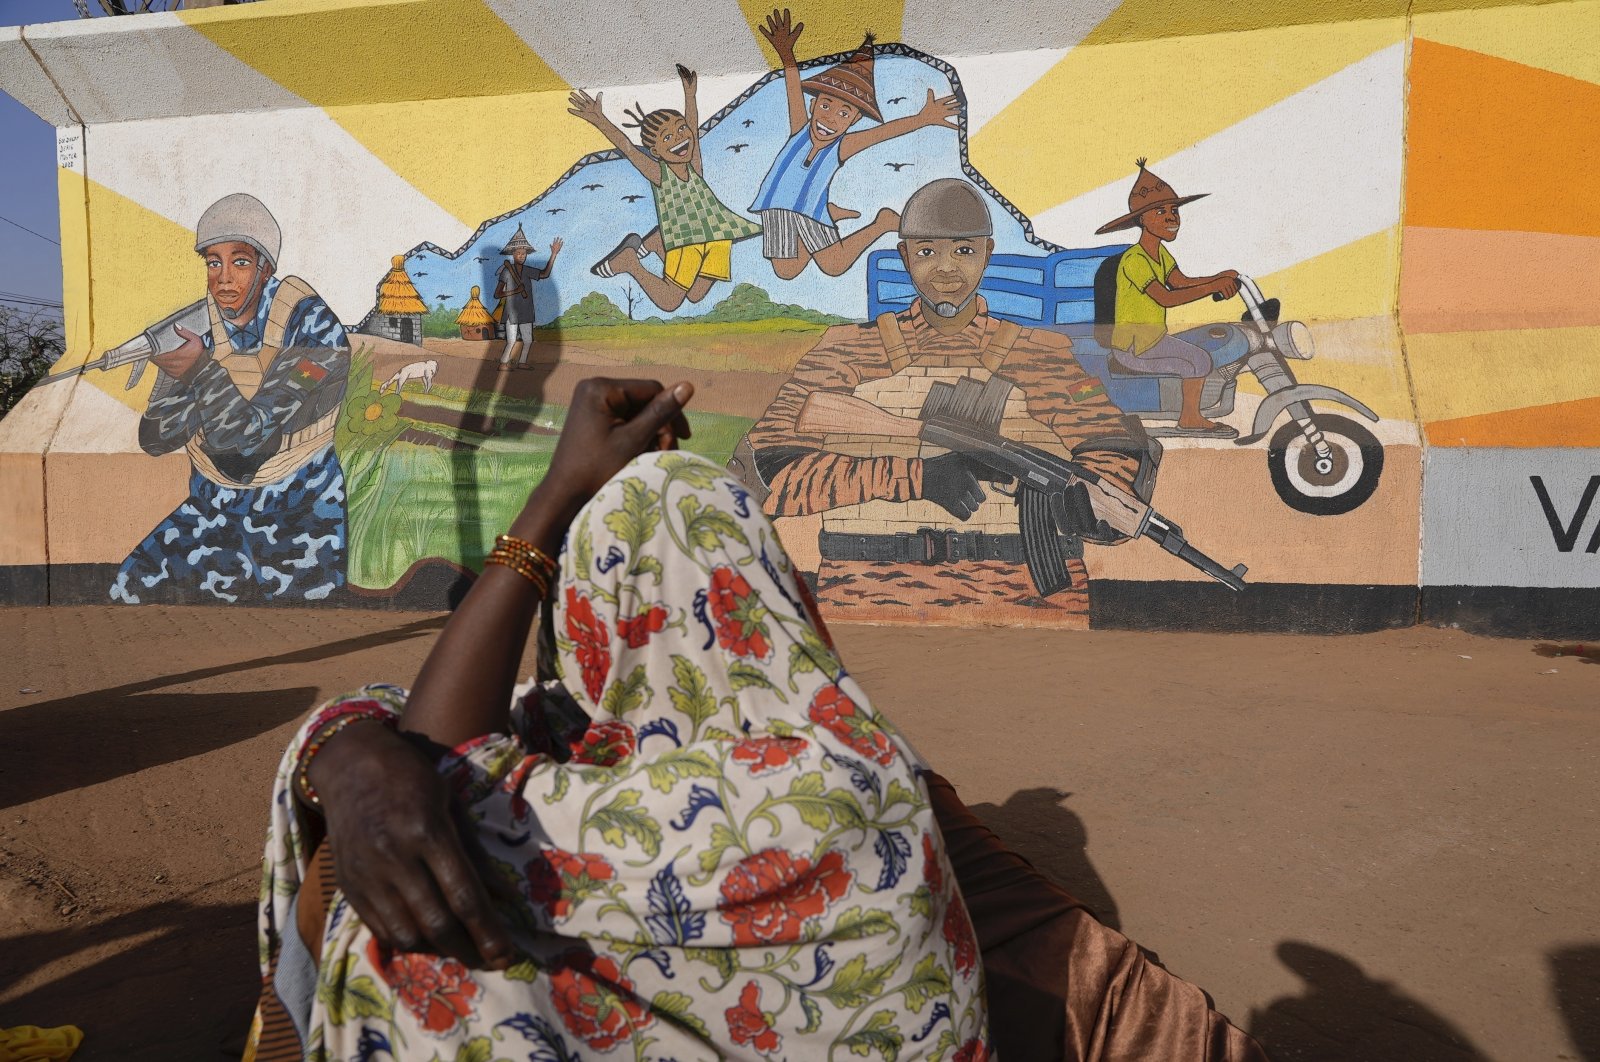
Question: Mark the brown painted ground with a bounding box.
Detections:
[2,608,1596,1061]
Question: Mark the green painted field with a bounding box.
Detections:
[340,394,753,590]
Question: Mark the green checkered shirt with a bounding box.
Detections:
[653,162,761,251]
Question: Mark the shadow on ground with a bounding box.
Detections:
[0,899,257,1061]
[0,616,444,808]
[1550,944,1600,1061]
[1248,941,1491,1061]
[969,786,1122,931]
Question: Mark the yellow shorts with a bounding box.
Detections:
[663,240,732,290]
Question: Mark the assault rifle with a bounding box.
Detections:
[795,381,1248,594]
[37,298,209,389]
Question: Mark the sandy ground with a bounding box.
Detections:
[1,607,1596,1061]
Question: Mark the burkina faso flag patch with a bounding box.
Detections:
[290,358,328,387]
[1068,377,1106,403]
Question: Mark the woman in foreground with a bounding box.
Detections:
[247,378,1266,1061]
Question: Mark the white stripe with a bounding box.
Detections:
[901,0,1123,58]
[1031,44,1406,276]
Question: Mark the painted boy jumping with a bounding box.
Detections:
[572,65,761,313]
[751,9,960,280]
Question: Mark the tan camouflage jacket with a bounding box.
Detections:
[747,299,1139,517]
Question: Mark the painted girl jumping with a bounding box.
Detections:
[571,65,761,313]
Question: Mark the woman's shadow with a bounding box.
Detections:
[968,786,1122,931]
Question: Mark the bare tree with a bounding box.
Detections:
[622,281,640,321]
[0,306,65,419]
[79,0,248,15]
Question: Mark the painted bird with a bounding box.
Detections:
[582,183,604,191]
[887,95,908,105]
[547,208,566,215]
[742,118,754,127]
[414,271,429,276]
[473,256,489,262]
[885,162,914,172]
[622,194,645,203]
[726,143,750,153]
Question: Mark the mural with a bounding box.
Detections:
[3,0,1594,633]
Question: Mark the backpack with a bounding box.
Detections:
[1092,250,1125,349]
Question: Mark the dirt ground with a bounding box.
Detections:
[1,607,1596,1061]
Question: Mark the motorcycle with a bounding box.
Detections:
[1076,270,1385,516]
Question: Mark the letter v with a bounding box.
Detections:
[1530,475,1600,553]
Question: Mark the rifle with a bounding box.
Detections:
[795,382,1248,594]
[36,298,209,390]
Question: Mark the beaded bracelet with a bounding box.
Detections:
[296,713,389,807]
[486,551,551,595]
[486,533,558,594]
[494,534,556,574]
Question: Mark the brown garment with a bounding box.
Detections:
[819,557,1091,627]
[926,773,1269,1062]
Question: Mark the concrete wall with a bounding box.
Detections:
[0,0,1594,633]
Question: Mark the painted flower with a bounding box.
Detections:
[526,847,616,920]
[807,685,897,766]
[943,895,978,980]
[718,847,853,947]
[707,566,772,661]
[922,831,944,895]
[568,720,637,767]
[725,980,781,1054]
[616,604,668,649]
[366,938,481,1035]
[340,386,403,441]
[548,949,654,1051]
[729,736,810,777]
[565,586,611,704]
[953,1039,991,1062]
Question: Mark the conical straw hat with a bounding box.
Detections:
[800,33,882,123]
[1095,158,1209,235]
[500,224,535,255]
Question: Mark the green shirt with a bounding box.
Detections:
[1111,243,1178,355]
[653,162,762,251]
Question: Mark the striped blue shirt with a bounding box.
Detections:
[749,128,844,224]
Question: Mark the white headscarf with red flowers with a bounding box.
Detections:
[258,450,990,1060]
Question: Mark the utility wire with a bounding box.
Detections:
[0,213,61,246]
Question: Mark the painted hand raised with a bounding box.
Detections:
[917,88,961,130]
[759,7,804,61]
[567,89,605,125]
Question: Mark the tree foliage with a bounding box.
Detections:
[0,307,64,420]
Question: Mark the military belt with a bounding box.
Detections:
[818,528,1082,565]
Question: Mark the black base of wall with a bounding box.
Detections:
[1420,585,1600,639]
[7,563,1600,637]
[1089,581,1420,634]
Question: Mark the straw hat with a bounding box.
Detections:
[1095,158,1209,235]
[800,33,882,123]
[499,224,535,255]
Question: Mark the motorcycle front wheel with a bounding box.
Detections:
[1267,413,1383,516]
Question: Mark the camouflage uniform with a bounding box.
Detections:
[746,298,1137,627]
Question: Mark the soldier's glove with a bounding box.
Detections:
[921,452,987,521]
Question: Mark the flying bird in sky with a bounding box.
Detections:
[414,271,429,276]
[884,162,914,172]
[726,143,750,153]
[582,183,604,191]
[473,256,489,262]
[887,96,907,104]
[622,194,646,203]
[742,118,754,127]
[547,208,566,215]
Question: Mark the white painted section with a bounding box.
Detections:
[0,29,74,127]
[10,12,310,125]
[943,47,1071,134]
[86,109,471,326]
[49,377,143,454]
[0,376,74,453]
[1423,447,1600,588]
[1032,43,1406,276]
[901,0,1124,57]
[486,0,768,87]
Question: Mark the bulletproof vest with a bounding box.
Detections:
[186,276,339,488]
[820,310,1074,538]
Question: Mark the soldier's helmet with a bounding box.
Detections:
[195,193,281,268]
[898,179,993,240]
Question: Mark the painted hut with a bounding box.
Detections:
[456,285,494,341]
[364,254,427,345]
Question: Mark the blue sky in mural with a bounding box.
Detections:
[386,53,1054,327]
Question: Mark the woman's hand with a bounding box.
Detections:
[308,721,514,969]
[531,377,694,522]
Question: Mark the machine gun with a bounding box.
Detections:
[795,378,1248,594]
[36,298,209,390]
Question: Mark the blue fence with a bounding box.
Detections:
[865,244,1130,329]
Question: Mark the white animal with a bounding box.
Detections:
[381,359,437,394]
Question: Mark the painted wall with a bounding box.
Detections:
[0,0,1592,634]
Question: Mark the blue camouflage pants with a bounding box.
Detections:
[111,446,346,605]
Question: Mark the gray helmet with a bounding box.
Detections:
[195,193,281,267]
[898,179,993,240]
